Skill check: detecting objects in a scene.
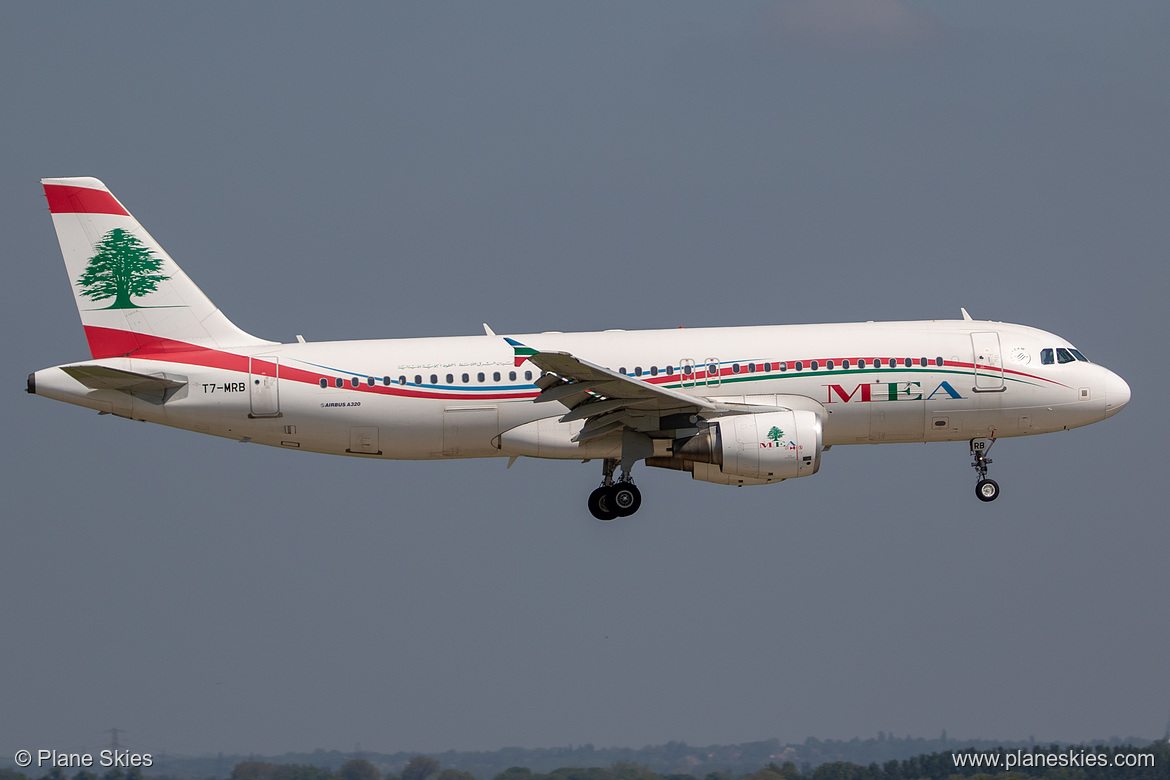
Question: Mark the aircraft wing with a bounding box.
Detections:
[508,338,788,442]
[61,365,187,404]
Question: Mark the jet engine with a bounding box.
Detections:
[647,409,822,486]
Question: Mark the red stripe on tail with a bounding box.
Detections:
[82,326,248,363]
[43,185,129,216]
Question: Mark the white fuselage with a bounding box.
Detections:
[31,318,1130,461]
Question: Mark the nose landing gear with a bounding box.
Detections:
[587,458,642,520]
[970,438,999,502]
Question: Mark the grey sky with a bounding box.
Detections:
[2,0,1167,760]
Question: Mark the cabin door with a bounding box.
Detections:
[970,332,1005,391]
[249,356,281,417]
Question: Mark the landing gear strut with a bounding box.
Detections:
[970,438,1000,502]
[587,458,642,520]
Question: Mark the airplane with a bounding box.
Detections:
[28,177,1131,519]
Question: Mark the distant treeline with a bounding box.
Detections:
[79,734,1160,780]
[3,741,1167,780]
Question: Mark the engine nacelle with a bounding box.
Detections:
[718,409,822,480]
[648,410,822,485]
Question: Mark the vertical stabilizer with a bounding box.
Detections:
[42,177,275,359]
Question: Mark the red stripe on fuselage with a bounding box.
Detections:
[79,327,540,400]
[43,185,130,216]
[78,327,1070,403]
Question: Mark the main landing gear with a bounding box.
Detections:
[970,437,1000,502]
[588,457,642,520]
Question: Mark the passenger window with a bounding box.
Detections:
[383,376,391,386]
[1057,348,1075,364]
[732,364,740,374]
[650,366,658,376]
[414,375,422,385]
[683,364,693,375]
[888,358,897,368]
[367,377,375,386]
[335,377,344,388]
[666,365,674,376]
[765,362,773,372]
[842,359,850,369]
[919,358,927,367]
[478,372,485,382]
[748,363,756,373]
[429,374,438,384]
[811,360,819,370]
[509,371,516,381]
[634,367,642,377]
[904,358,912,368]
[446,374,454,384]
[350,377,359,388]
[319,378,328,388]
[795,361,803,371]
[858,359,866,368]
[398,376,406,385]
[620,367,627,375]
[461,373,469,383]
[935,357,943,367]
[493,371,501,382]
[826,360,834,370]
[525,370,533,380]
[1041,348,1054,365]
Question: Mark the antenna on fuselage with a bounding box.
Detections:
[960,307,973,321]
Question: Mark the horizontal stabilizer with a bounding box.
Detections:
[61,365,187,404]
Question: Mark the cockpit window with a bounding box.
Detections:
[1070,348,1089,362]
[1056,347,1076,364]
[1040,348,1054,365]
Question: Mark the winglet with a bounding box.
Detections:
[504,337,538,367]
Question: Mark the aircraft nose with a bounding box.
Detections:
[1104,369,1130,418]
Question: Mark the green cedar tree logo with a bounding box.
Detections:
[76,228,170,309]
[767,426,785,443]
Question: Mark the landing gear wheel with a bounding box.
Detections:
[975,478,1000,502]
[969,438,999,502]
[609,483,642,517]
[588,486,618,521]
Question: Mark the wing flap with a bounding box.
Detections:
[535,379,607,404]
[560,397,627,422]
[573,417,627,442]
